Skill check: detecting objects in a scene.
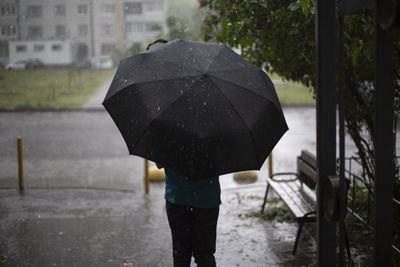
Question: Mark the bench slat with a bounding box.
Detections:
[301,150,317,168]
[266,177,315,219]
[286,179,316,206]
[297,159,317,183]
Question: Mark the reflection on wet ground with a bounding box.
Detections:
[0,107,328,266]
[0,185,316,266]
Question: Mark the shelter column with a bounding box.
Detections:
[374,6,394,265]
[316,0,337,265]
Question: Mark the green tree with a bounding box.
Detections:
[200,0,400,247]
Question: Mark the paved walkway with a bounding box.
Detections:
[0,183,316,267]
[0,107,320,266]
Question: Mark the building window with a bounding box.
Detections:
[27,6,42,18]
[52,44,62,51]
[56,25,66,38]
[28,26,43,38]
[34,44,45,52]
[78,4,87,15]
[78,24,88,37]
[101,4,115,15]
[101,44,115,55]
[125,22,144,33]
[124,2,142,15]
[101,24,113,35]
[16,45,27,53]
[145,22,161,32]
[1,5,16,16]
[1,25,16,36]
[55,4,66,16]
[145,1,164,12]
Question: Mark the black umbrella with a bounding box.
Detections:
[103,39,288,179]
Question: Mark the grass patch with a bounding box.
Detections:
[0,68,114,108]
[0,68,313,108]
[268,72,315,105]
[238,196,296,223]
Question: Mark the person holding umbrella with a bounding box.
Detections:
[156,163,220,266]
[103,39,288,266]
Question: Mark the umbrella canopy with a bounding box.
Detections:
[103,39,288,179]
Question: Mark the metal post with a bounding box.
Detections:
[337,8,347,266]
[17,137,24,190]
[316,0,337,265]
[268,152,273,177]
[374,6,394,266]
[144,159,149,194]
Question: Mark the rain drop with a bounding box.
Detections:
[203,102,207,106]
[123,79,128,84]
[157,106,160,111]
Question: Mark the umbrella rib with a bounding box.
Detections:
[104,75,204,102]
[207,72,277,106]
[208,77,261,168]
[128,74,203,87]
[203,46,225,73]
[131,75,204,147]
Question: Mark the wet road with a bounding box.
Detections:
[0,107,354,266]
[0,107,357,189]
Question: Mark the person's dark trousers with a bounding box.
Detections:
[166,200,219,267]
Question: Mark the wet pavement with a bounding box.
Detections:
[0,185,316,267]
[0,106,346,266]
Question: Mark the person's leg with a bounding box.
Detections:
[191,207,219,267]
[166,200,193,267]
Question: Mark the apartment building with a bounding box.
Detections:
[0,0,167,66]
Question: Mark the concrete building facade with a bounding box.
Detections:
[0,0,167,66]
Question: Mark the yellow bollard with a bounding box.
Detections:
[144,159,149,194]
[17,137,24,190]
[148,166,165,182]
[268,152,273,178]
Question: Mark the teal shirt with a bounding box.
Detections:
[164,168,221,208]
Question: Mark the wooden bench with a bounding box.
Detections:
[261,150,317,255]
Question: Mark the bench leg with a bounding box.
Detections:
[292,211,316,255]
[292,219,304,255]
[261,183,270,213]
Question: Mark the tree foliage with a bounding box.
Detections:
[200,0,400,244]
[200,0,399,180]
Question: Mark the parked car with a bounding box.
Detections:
[25,58,46,69]
[5,60,27,70]
[6,58,46,70]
